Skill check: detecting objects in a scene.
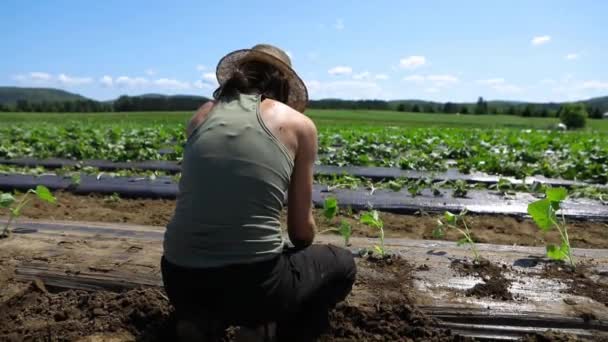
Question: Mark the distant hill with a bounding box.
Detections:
[0,87,89,105]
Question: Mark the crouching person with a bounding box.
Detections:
[161,44,356,342]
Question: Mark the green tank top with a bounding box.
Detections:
[163,94,294,268]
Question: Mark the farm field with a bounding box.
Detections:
[1,110,608,341]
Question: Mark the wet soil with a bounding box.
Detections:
[451,258,514,301]
[522,330,608,342]
[16,192,608,249]
[541,263,608,307]
[0,255,466,342]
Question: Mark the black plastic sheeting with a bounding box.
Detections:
[0,157,602,188]
[1,173,606,221]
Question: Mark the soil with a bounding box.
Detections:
[0,256,467,342]
[522,331,608,342]
[16,192,608,249]
[451,259,514,301]
[541,263,608,307]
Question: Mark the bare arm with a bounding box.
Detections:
[186,101,215,137]
[287,116,318,248]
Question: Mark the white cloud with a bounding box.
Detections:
[334,19,344,30]
[476,78,505,86]
[399,56,427,69]
[579,80,608,90]
[403,75,425,82]
[328,66,352,76]
[305,80,383,99]
[145,69,157,76]
[403,74,459,87]
[13,72,52,83]
[352,72,390,81]
[352,71,371,80]
[193,80,213,89]
[477,77,522,93]
[531,35,551,46]
[57,73,93,86]
[565,53,579,60]
[99,75,113,87]
[115,76,149,87]
[196,65,207,71]
[153,78,191,89]
[202,72,218,84]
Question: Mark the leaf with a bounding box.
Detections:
[360,210,382,229]
[374,245,384,256]
[323,197,338,220]
[432,226,445,238]
[546,243,569,261]
[0,193,15,208]
[34,185,56,204]
[456,237,470,246]
[527,199,556,231]
[546,187,568,202]
[443,211,457,225]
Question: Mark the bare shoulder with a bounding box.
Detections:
[186,100,216,136]
[266,99,317,137]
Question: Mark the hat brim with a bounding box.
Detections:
[216,49,309,113]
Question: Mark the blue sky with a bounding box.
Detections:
[1,0,607,102]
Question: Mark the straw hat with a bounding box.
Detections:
[216,44,308,112]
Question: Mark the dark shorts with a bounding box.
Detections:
[161,244,356,339]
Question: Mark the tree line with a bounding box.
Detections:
[0,95,605,119]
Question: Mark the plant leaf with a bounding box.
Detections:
[0,193,16,208]
[443,211,457,225]
[34,185,56,204]
[546,243,569,261]
[546,187,568,202]
[360,210,382,229]
[374,245,384,255]
[323,197,338,220]
[527,199,555,231]
[432,226,445,238]
[456,237,470,246]
[339,220,352,239]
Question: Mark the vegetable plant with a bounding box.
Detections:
[433,209,480,262]
[452,180,469,198]
[359,210,386,257]
[1,185,56,238]
[320,197,352,246]
[527,187,575,268]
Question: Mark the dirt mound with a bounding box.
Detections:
[451,258,514,301]
[542,263,608,307]
[0,283,173,341]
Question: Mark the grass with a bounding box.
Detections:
[1,110,607,131]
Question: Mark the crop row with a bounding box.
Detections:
[1,124,607,183]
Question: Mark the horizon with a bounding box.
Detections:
[1,0,607,103]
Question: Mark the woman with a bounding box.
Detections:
[161,44,356,341]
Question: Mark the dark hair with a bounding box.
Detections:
[213,61,290,104]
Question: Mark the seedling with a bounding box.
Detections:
[1,186,56,238]
[452,180,469,198]
[527,187,575,268]
[433,209,480,262]
[360,210,386,257]
[431,180,446,197]
[319,197,352,246]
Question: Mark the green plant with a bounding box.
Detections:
[433,209,480,262]
[452,180,468,198]
[1,185,56,237]
[322,197,338,221]
[558,103,587,129]
[527,187,575,268]
[104,192,121,203]
[360,210,386,257]
[319,197,352,246]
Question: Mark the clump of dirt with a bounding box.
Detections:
[323,255,467,341]
[542,263,608,306]
[0,283,174,341]
[451,258,514,301]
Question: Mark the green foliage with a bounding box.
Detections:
[359,210,386,257]
[433,209,480,261]
[323,197,339,220]
[1,186,56,237]
[527,187,575,267]
[559,103,588,129]
[452,180,468,198]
